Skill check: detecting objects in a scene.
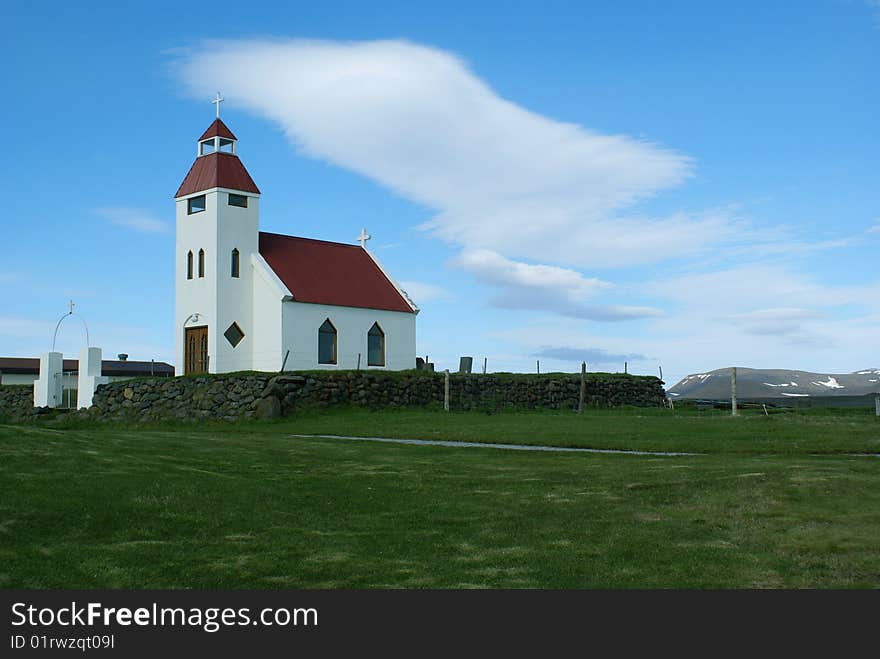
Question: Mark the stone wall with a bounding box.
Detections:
[449,373,666,411]
[1,371,666,423]
[0,385,34,422]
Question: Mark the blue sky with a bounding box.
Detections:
[2,1,878,383]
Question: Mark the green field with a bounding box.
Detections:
[1,407,878,588]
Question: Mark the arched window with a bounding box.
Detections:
[187,251,193,280]
[318,319,337,365]
[231,248,240,278]
[198,249,205,278]
[368,322,385,367]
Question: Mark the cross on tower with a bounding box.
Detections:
[212,92,224,118]
[68,300,75,315]
[357,227,371,248]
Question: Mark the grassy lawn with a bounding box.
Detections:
[272,405,880,455]
[1,407,878,588]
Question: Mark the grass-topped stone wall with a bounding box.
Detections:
[0,385,34,422]
[1,371,666,422]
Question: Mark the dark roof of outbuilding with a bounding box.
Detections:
[0,358,174,377]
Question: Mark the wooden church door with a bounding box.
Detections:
[185,326,209,374]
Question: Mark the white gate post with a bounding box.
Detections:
[77,347,109,409]
[34,352,63,408]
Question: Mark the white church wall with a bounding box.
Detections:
[175,189,219,374]
[175,188,260,374]
[214,190,260,373]
[250,255,285,372]
[281,301,416,371]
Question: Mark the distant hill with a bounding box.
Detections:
[667,367,880,399]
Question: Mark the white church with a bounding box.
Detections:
[174,107,419,375]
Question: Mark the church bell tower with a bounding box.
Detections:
[174,95,261,375]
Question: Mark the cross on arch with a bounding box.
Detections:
[212,92,224,118]
[357,228,371,248]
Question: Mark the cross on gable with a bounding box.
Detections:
[357,227,371,248]
[212,92,224,118]
[68,300,75,314]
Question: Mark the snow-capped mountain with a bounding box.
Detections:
[667,368,880,399]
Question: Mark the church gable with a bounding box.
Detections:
[258,232,415,313]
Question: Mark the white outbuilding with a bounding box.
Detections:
[174,115,418,375]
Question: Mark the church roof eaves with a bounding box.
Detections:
[175,152,260,198]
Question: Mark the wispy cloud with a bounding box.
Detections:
[451,249,662,320]
[868,218,880,234]
[453,249,611,295]
[172,38,707,269]
[398,280,453,303]
[95,207,170,234]
[533,346,647,365]
[729,307,824,337]
[868,1,880,27]
[0,316,54,338]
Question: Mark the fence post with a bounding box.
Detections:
[875,396,879,417]
[537,360,540,374]
[444,369,450,412]
[731,367,738,417]
[578,361,586,414]
[483,357,487,375]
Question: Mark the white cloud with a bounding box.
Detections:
[533,346,648,365]
[173,38,706,268]
[453,249,611,295]
[652,264,880,312]
[398,280,453,303]
[868,219,880,234]
[728,307,824,338]
[450,249,662,320]
[868,1,880,26]
[0,316,54,339]
[96,207,170,234]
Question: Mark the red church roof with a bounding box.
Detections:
[198,118,237,141]
[259,232,415,313]
[175,152,260,198]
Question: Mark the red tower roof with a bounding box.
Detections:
[198,118,237,141]
[259,232,415,313]
[175,152,260,198]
